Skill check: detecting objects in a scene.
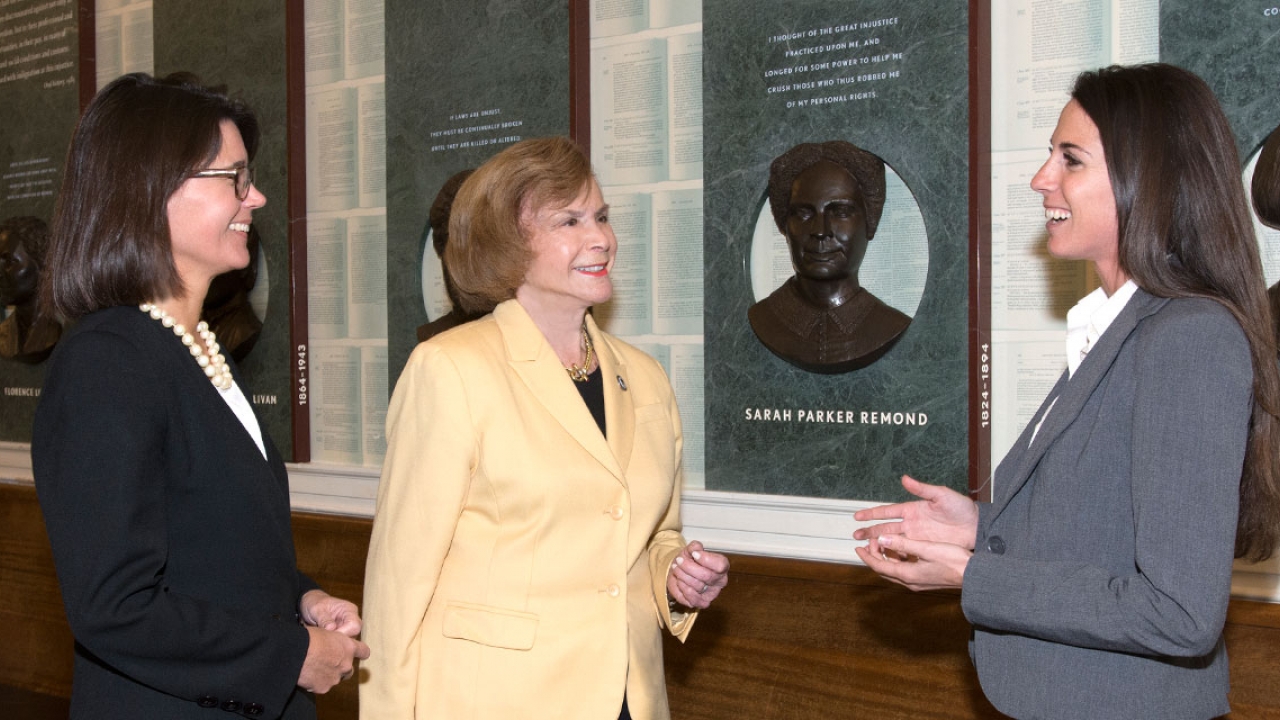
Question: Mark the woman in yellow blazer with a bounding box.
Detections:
[361,137,729,720]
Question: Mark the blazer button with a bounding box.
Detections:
[987,536,1006,555]
[244,703,265,716]
[607,583,621,597]
[610,505,625,520]
[221,700,242,712]
[197,695,218,708]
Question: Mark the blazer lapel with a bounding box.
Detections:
[989,289,1169,517]
[153,314,273,473]
[495,301,625,482]
[988,371,1067,514]
[589,314,635,478]
[224,359,271,456]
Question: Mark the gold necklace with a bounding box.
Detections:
[566,323,594,382]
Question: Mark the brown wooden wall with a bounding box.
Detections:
[5,479,1280,719]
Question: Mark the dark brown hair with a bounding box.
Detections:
[1073,63,1280,560]
[42,72,259,321]
[445,137,593,314]
[767,141,887,238]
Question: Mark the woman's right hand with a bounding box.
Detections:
[853,475,979,550]
[667,541,730,609]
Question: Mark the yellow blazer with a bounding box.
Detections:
[361,300,696,719]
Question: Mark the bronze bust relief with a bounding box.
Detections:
[1251,125,1280,347]
[748,141,911,374]
[0,216,62,364]
[417,168,482,343]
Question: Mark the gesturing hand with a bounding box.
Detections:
[854,534,971,593]
[853,475,979,549]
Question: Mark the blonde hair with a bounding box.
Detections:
[445,137,594,314]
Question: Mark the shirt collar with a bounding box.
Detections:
[1065,279,1138,377]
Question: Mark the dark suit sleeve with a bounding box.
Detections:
[33,326,310,713]
[962,304,1250,657]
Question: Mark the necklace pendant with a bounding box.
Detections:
[565,322,594,382]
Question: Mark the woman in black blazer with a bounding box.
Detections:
[33,73,368,720]
[855,64,1280,719]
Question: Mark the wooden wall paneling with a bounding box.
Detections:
[292,512,372,720]
[0,483,73,698]
[6,486,1280,719]
[663,555,1004,720]
[568,0,590,149]
[285,0,311,462]
[1221,601,1280,718]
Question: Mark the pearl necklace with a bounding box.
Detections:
[139,302,234,390]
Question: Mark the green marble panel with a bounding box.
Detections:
[385,0,570,386]
[0,0,81,441]
[154,0,295,458]
[1160,2,1280,159]
[703,0,969,501]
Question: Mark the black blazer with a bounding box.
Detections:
[34,306,317,720]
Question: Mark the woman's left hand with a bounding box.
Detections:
[854,534,971,592]
[667,540,730,609]
[299,589,364,638]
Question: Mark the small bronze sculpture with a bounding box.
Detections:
[417,168,482,343]
[0,216,62,363]
[748,141,911,373]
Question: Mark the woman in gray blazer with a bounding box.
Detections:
[855,63,1280,720]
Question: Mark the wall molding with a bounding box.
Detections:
[6,440,1277,601]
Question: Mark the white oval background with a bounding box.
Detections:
[749,165,929,317]
[420,229,452,319]
[1244,147,1280,287]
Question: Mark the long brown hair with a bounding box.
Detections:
[1073,63,1280,560]
[42,72,259,321]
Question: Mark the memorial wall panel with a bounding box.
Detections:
[702,0,970,501]
[0,0,81,442]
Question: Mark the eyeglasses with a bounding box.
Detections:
[191,165,255,200]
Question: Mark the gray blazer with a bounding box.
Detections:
[962,290,1252,720]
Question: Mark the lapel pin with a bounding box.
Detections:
[617,375,627,391]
